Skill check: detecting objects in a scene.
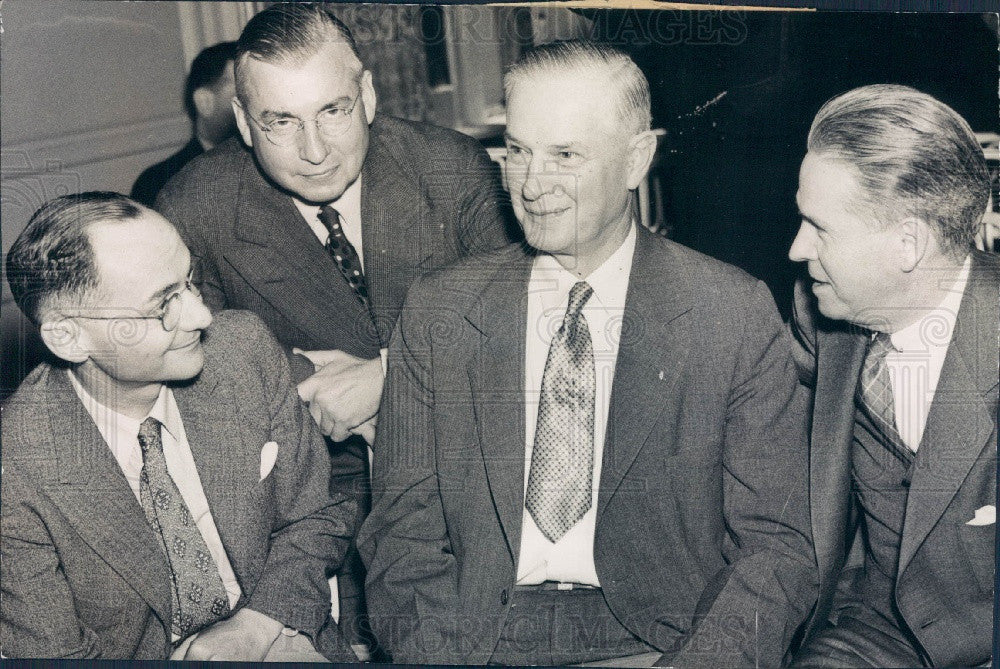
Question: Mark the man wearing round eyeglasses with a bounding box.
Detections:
[2,192,358,661]
[156,6,516,652]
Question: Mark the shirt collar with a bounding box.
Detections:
[889,255,971,353]
[532,223,637,309]
[67,371,182,441]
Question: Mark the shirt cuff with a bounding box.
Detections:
[379,348,389,376]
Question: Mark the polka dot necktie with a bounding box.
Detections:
[857,332,905,450]
[319,205,370,309]
[137,417,230,639]
[526,281,596,543]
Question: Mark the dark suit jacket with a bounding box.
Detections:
[131,137,204,207]
[791,251,999,667]
[359,225,818,667]
[155,114,516,383]
[0,311,357,660]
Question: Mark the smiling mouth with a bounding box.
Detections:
[171,338,201,352]
[524,207,570,217]
[302,167,337,179]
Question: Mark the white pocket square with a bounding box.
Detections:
[260,441,279,482]
[966,505,996,526]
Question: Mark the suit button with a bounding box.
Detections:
[500,589,508,606]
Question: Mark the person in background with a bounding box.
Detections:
[2,192,357,661]
[788,84,996,668]
[131,41,237,207]
[155,3,515,656]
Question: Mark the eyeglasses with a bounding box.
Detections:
[243,92,361,147]
[67,272,201,333]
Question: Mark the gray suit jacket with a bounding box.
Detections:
[792,251,999,667]
[359,225,818,666]
[0,311,357,659]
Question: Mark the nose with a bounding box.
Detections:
[178,289,213,332]
[788,222,817,262]
[298,120,330,165]
[520,155,555,202]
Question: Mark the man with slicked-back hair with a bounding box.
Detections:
[789,85,997,668]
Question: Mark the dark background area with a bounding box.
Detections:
[585,10,997,317]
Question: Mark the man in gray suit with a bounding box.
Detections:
[156,6,514,646]
[1,192,357,660]
[789,85,996,667]
[360,41,817,667]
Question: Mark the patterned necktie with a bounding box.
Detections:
[526,281,596,543]
[858,332,902,445]
[318,205,370,309]
[137,417,230,639]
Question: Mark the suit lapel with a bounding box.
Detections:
[361,120,436,345]
[810,328,866,575]
[466,252,532,560]
[227,153,377,351]
[598,227,695,521]
[172,368,263,596]
[43,370,172,624]
[899,254,1000,574]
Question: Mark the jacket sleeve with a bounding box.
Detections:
[357,277,461,663]
[1,470,103,659]
[667,279,819,668]
[237,315,358,649]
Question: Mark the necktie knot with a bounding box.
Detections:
[317,205,341,236]
[566,281,594,318]
[138,417,162,454]
[869,332,896,359]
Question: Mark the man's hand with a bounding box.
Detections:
[294,349,383,442]
[179,607,283,661]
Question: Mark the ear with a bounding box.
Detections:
[192,86,216,120]
[40,317,91,364]
[232,96,254,148]
[360,70,377,125]
[897,216,930,273]
[624,130,658,191]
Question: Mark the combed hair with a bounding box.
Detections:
[6,192,145,324]
[235,3,362,99]
[504,40,651,136]
[808,84,989,257]
[185,41,236,121]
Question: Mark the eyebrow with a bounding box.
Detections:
[143,263,192,308]
[257,96,356,121]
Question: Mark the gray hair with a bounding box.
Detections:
[504,40,651,136]
[808,84,989,257]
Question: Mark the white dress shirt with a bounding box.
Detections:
[293,175,365,270]
[516,225,637,586]
[68,372,242,636]
[885,256,971,452]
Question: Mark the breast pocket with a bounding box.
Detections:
[959,522,996,594]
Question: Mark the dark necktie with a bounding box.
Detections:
[137,417,230,639]
[525,281,596,543]
[857,332,903,448]
[318,205,370,309]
